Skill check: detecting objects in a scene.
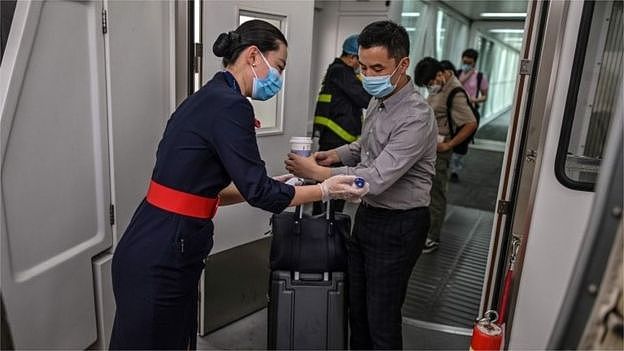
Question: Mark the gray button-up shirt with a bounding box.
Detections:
[331,78,437,209]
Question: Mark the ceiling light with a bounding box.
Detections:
[405,27,416,32]
[489,29,525,34]
[481,13,527,18]
[401,12,420,17]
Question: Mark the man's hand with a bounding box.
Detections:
[437,142,452,153]
[285,153,331,181]
[314,150,340,166]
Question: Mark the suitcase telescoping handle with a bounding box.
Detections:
[294,271,329,282]
[290,200,337,276]
[326,199,335,220]
[293,199,335,220]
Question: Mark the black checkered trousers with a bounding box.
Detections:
[348,203,430,349]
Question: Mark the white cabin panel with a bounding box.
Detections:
[509,2,596,348]
[0,0,111,348]
[107,0,174,239]
[203,0,315,253]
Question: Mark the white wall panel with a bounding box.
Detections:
[203,0,315,253]
[107,0,175,239]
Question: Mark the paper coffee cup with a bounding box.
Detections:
[290,136,313,157]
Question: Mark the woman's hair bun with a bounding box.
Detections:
[213,31,242,57]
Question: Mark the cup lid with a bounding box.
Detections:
[290,136,312,143]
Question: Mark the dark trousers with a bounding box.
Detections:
[110,201,213,350]
[429,150,452,241]
[348,204,430,349]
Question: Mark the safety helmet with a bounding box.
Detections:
[342,34,359,56]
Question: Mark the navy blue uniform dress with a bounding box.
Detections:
[109,71,295,350]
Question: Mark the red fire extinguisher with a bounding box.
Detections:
[498,237,521,323]
[470,310,503,351]
[471,237,521,350]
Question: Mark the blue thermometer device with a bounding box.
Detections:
[354,177,366,188]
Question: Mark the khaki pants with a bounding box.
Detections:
[428,150,452,241]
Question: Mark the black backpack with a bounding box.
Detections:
[446,87,480,155]
[455,70,484,108]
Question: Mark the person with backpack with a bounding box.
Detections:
[442,59,481,149]
[414,57,477,253]
[450,48,489,182]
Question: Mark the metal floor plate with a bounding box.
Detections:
[403,205,494,329]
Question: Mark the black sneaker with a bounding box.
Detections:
[422,239,439,253]
[449,172,459,183]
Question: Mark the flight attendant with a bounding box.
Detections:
[109,20,367,350]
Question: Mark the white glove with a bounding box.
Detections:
[344,182,370,203]
[319,175,369,202]
[272,173,294,182]
[272,173,304,186]
[286,177,304,186]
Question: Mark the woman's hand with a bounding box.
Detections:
[272,173,294,182]
[285,153,330,181]
[319,175,369,202]
[272,173,304,186]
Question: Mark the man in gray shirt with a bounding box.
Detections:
[286,20,437,349]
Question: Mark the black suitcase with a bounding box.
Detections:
[267,203,348,350]
[267,271,347,350]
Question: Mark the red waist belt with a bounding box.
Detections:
[146,180,219,219]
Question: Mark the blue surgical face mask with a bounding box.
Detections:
[462,63,472,72]
[362,62,402,98]
[251,51,283,101]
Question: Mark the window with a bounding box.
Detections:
[556,1,623,190]
[474,33,520,122]
[239,10,286,136]
[435,9,468,63]
[400,1,468,92]
[400,0,427,77]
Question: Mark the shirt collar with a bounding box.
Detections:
[375,75,415,110]
[221,70,242,94]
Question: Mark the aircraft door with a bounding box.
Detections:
[0,0,112,348]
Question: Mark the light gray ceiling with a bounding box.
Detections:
[440,0,529,21]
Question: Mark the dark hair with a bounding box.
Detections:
[462,48,479,61]
[439,60,457,73]
[358,21,409,60]
[340,51,356,58]
[413,57,442,87]
[212,19,287,67]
